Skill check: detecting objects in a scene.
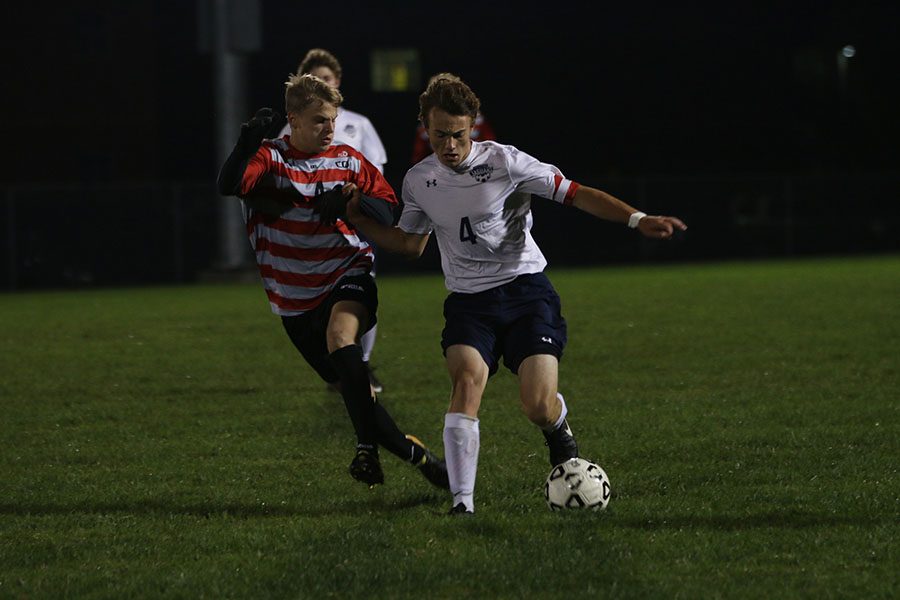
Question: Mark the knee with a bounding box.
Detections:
[326,328,356,354]
[450,367,487,415]
[453,369,483,396]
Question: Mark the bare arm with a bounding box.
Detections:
[571,185,687,239]
[344,185,430,258]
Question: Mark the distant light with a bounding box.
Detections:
[371,49,421,92]
[842,45,856,58]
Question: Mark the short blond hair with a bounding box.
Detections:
[284,73,342,115]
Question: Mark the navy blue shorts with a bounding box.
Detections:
[441,272,567,376]
[281,274,378,384]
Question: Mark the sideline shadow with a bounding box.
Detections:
[0,493,441,520]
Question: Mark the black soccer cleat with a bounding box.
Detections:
[447,503,474,516]
[406,435,450,490]
[543,419,579,467]
[349,448,384,488]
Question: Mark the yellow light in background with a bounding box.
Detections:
[390,64,409,91]
[371,49,420,92]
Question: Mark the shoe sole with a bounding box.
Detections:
[349,453,384,487]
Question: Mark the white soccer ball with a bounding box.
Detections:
[544,458,611,511]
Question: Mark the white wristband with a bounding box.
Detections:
[628,211,647,229]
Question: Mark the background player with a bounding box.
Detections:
[344,73,686,514]
[278,48,388,393]
[217,72,447,490]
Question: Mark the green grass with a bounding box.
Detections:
[1,256,898,599]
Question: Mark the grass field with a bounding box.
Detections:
[1,256,898,599]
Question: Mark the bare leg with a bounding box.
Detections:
[517,354,578,466]
[517,354,561,428]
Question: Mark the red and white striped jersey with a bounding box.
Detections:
[238,136,398,316]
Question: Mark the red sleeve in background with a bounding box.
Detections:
[411,124,431,165]
[474,114,496,142]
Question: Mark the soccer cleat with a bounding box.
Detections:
[365,362,384,394]
[447,503,474,516]
[349,448,384,487]
[406,435,450,490]
[543,419,579,467]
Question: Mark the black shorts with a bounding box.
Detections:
[441,272,567,376]
[281,274,378,384]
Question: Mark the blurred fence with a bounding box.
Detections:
[1,183,221,290]
[2,174,898,290]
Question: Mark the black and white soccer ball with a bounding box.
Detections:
[544,458,611,511]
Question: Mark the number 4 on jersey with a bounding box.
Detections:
[459,216,477,244]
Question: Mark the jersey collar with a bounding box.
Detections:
[281,135,328,160]
[440,140,483,175]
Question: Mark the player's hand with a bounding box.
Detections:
[238,108,285,152]
[637,215,688,240]
[314,184,350,225]
[344,184,363,222]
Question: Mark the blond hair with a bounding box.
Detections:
[284,73,343,115]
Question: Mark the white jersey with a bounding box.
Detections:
[279,107,387,172]
[399,141,579,293]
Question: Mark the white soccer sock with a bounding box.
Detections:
[543,392,569,432]
[361,325,377,363]
[443,412,480,512]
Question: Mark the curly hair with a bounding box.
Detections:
[418,73,480,126]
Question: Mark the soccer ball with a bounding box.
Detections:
[544,458,611,511]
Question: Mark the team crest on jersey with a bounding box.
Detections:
[469,164,494,183]
[343,124,357,137]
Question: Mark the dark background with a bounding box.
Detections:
[1,1,898,288]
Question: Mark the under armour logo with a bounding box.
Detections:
[426,179,437,187]
[541,336,554,344]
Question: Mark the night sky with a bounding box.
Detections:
[3,1,898,191]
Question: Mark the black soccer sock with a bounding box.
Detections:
[328,345,378,449]
[373,402,421,463]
